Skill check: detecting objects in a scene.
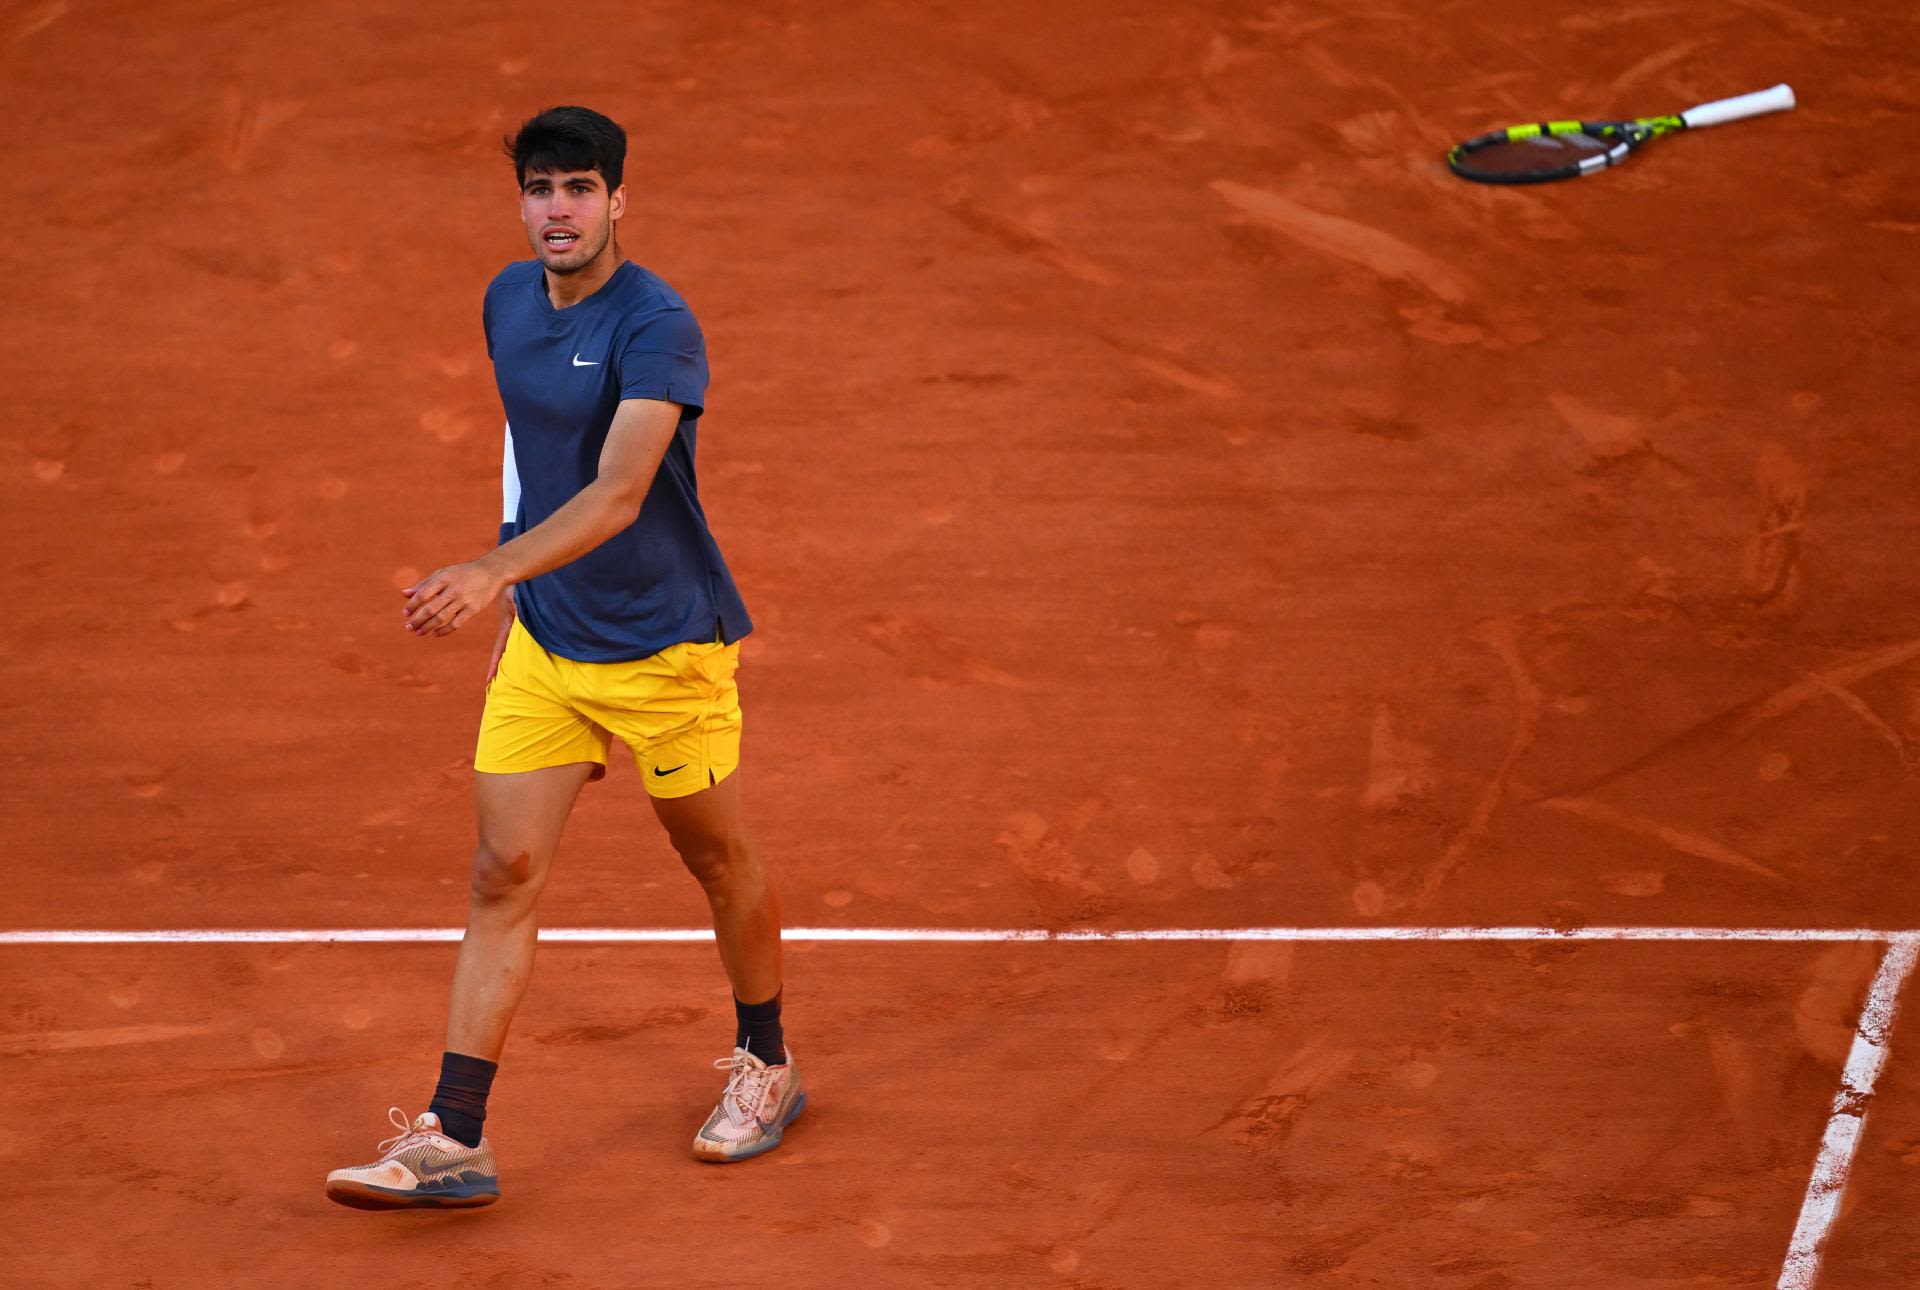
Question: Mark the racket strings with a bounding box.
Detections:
[1447,116,1685,183]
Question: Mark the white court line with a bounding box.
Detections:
[0,926,1916,945]
[1776,937,1920,1290]
[8,921,1916,1287]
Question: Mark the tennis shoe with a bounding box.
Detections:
[325,1107,500,1209]
[693,1046,806,1162]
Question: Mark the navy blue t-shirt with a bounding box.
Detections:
[484,259,751,662]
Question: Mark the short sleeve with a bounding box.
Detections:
[482,285,495,360]
[616,307,708,416]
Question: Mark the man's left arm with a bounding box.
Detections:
[401,397,682,637]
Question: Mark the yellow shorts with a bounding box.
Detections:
[474,619,743,798]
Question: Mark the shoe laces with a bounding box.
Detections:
[713,1052,776,1126]
[376,1106,434,1158]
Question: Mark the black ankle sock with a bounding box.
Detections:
[734,991,786,1065]
[428,1051,497,1148]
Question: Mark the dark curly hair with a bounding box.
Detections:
[505,106,626,190]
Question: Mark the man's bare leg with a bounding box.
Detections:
[650,770,783,1008]
[657,769,803,1161]
[326,761,594,1205]
[446,761,596,1060]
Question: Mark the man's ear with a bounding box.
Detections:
[609,182,628,222]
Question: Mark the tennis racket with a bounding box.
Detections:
[1446,83,1795,184]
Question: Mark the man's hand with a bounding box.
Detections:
[485,585,518,684]
[401,560,506,638]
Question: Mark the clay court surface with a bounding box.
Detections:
[4,1,1919,1286]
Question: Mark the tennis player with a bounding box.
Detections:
[326,106,802,1210]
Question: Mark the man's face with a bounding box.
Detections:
[520,168,625,275]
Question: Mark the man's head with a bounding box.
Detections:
[505,106,628,276]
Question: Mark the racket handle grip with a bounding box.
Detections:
[1681,82,1795,129]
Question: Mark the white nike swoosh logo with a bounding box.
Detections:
[572,354,600,367]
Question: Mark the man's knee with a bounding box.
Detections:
[470,836,544,905]
[674,833,757,892]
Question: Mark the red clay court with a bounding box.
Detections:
[4,1,1919,1286]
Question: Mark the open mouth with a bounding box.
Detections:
[543,228,581,250]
